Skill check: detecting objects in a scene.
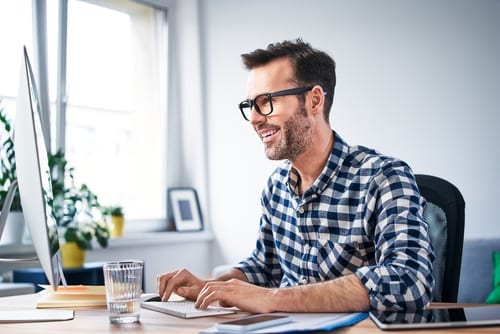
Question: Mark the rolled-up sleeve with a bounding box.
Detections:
[355,166,435,311]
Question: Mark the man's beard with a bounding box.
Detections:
[265,106,312,161]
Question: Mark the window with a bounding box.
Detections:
[59,1,168,221]
[1,0,169,223]
[0,0,33,115]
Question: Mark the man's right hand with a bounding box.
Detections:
[157,268,207,302]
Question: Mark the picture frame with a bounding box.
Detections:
[167,187,203,232]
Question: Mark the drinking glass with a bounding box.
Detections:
[103,260,143,324]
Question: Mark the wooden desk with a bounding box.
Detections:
[1,294,499,333]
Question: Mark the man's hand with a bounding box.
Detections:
[193,275,369,313]
[157,268,207,301]
[157,269,369,313]
[195,278,275,313]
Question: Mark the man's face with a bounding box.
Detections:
[246,58,312,161]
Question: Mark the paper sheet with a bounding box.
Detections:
[0,309,74,323]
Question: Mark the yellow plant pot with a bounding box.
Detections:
[60,241,86,268]
[110,215,125,237]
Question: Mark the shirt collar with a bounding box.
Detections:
[288,131,349,198]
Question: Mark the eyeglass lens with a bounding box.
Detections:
[239,94,272,121]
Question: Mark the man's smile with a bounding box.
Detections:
[258,128,280,144]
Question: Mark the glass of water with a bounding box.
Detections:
[103,260,144,324]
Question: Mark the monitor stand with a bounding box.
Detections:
[1,180,38,263]
[0,180,67,281]
[0,180,20,244]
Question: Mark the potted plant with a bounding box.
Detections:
[48,151,109,267]
[0,102,24,245]
[103,205,125,237]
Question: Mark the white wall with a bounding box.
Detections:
[199,0,500,265]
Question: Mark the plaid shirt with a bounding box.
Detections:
[237,132,434,311]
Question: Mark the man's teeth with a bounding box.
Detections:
[262,129,277,138]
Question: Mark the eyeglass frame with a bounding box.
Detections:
[238,85,316,121]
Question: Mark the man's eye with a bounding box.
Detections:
[256,95,270,106]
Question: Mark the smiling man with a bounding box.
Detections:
[157,39,434,313]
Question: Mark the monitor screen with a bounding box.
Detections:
[14,47,65,290]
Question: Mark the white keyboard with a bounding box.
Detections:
[140,299,235,319]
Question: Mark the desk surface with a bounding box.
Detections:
[1,294,499,333]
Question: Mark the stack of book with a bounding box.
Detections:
[36,285,107,309]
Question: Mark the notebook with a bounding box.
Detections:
[140,293,236,318]
[36,285,107,309]
[370,305,500,330]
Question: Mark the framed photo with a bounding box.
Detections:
[167,187,203,232]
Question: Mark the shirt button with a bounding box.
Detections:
[300,277,308,285]
[298,207,305,214]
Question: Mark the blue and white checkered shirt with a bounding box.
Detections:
[237,132,434,311]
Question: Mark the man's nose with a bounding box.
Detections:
[249,107,266,125]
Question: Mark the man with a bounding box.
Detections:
[157,39,434,313]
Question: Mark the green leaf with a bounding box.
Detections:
[76,238,92,250]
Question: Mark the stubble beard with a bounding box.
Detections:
[264,106,312,161]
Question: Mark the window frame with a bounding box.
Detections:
[41,0,170,229]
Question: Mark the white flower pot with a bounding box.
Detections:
[0,211,25,245]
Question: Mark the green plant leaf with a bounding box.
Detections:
[0,103,21,211]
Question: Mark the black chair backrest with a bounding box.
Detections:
[415,174,465,302]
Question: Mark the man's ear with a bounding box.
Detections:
[310,85,325,115]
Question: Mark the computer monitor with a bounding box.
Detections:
[12,46,66,290]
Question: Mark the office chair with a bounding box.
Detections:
[415,174,465,302]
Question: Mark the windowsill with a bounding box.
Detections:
[0,230,214,258]
[104,230,214,248]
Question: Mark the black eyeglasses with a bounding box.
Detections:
[238,86,314,121]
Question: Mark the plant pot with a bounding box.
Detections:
[0,211,25,245]
[110,215,125,237]
[60,241,86,268]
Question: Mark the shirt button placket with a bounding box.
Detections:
[297,201,308,285]
[299,244,310,286]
